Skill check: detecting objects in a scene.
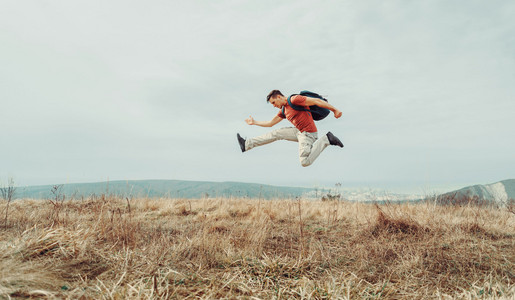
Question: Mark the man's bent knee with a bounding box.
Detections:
[300,158,312,167]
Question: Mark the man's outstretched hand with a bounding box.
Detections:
[334,110,343,118]
[245,116,255,125]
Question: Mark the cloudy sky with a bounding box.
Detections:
[1,1,514,192]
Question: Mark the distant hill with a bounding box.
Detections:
[14,180,317,200]
[435,179,515,205]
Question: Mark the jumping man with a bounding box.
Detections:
[237,90,344,167]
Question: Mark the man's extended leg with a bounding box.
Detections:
[243,127,299,152]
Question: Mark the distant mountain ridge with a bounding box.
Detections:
[437,179,515,204]
[15,180,316,200]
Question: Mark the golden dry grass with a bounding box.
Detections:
[0,196,514,299]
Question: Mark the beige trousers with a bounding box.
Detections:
[245,127,330,167]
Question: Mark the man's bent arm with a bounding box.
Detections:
[246,115,283,127]
[305,97,343,118]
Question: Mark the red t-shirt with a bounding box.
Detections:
[277,95,317,133]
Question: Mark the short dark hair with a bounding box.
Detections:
[266,90,283,102]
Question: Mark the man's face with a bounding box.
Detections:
[269,96,283,108]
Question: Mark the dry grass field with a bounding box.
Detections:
[0,196,514,299]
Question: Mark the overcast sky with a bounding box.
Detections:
[1,1,514,192]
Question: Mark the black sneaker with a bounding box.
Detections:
[237,133,246,152]
[327,132,343,148]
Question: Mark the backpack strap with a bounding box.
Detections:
[287,94,313,114]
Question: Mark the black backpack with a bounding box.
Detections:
[281,90,331,121]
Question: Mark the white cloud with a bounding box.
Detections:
[1,0,514,188]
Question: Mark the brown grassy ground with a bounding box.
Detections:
[0,196,514,299]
